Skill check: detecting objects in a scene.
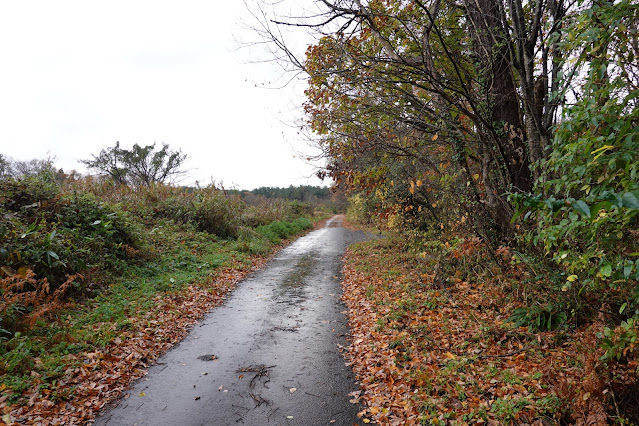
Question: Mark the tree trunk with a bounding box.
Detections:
[465,0,533,194]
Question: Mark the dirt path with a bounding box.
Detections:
[94,215,368,426]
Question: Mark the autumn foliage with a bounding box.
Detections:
[0,270,80,331]
[254,0,639,421]
[1,264,267,424]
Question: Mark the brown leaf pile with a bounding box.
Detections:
[340,239,636,425]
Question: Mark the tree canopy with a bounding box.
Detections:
[252,0,639,373]
[252,0,632,240]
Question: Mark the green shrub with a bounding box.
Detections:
[193,191,244,238]
[255,218,313,244]
[509,304,569,332]
[289,200,313,217]
[511,1,639,360]
[0,177,141,291]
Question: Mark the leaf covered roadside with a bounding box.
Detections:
[0,253,279,425]
[341,238,638,425]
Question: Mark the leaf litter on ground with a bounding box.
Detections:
[340,238,635,425]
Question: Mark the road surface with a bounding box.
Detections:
[94,215,369,426]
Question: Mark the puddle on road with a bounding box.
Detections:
[197,354,218,361]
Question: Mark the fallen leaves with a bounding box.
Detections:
[339,238,623,425]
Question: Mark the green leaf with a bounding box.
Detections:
[621,192,639,210]
[600,263,613,277]
[573,200,591,218]
[510,206,528,223]
[624,263,634,279]
[589,201,609,218]
[619,302,627,314]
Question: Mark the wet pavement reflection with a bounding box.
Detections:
[95,215,370,426]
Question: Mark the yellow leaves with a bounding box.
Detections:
[409,179,422,194]
[591,144,614,161]
[431,133,438,141]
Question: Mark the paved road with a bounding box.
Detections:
[95,215,368,426]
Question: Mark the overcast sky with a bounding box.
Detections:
[0,1,323,190]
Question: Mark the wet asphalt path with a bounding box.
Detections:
[95,215,368,426]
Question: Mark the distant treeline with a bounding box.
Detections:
[243,185,331,202]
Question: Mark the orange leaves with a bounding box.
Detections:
[408,178,423,195]
[0,269,82,327]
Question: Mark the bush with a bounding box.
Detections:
[153,193,195,224]
[511,1,639,361]
[255,218,313,244]
[193,191,244,238]
[0,177,141,293]
[0,270,80,338]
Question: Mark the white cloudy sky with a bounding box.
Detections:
[0,1,324,190]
